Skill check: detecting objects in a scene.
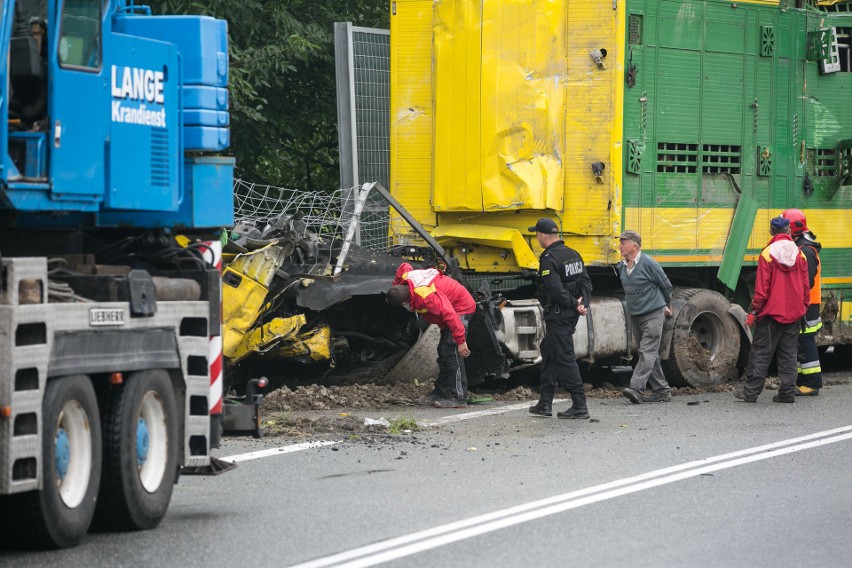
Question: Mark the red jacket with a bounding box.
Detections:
[393,263,476,344]
[750,234,810,324]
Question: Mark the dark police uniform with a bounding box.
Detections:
[534,239,593,414]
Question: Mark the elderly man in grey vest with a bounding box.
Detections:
[617,230,673,404]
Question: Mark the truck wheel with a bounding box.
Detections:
[95,370,177,531]
[663,289,740,387]
[4,375,102,549]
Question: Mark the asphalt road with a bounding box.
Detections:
[4,359,852,568]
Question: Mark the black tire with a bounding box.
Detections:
[663,289,741,388]
[94,370,178,531]
[1,375,102,549]
[833,344,852,361]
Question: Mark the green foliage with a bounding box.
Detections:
[388,414,419,434]
[148,0,389,190]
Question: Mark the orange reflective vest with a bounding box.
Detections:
[803,244,821,306]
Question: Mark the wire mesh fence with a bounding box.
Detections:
[232,179,428,254]
[351,28,390,191]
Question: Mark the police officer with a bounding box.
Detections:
[528,218,593,419]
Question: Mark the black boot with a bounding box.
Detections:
[529,401,552,417]
[557,406,590,419]
[557,397,590,419]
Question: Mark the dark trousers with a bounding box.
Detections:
[744,318,799,398]
[436,315,470,400]
[796,331,823,389]
[539,317,586,406]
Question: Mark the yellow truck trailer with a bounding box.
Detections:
[388,0,852,385]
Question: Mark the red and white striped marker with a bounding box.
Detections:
[200,241,224,417]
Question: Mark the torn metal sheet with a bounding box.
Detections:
[228,314,308,364]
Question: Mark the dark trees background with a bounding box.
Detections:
[150,0,390,191]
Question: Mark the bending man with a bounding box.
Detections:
[387,263,475,408]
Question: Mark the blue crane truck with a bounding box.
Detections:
[0,0,234,549]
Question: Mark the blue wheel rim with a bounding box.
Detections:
[56,428,70,479]
[136,418,149,466]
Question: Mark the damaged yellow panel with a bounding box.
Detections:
[222,267,269,358]
[273,325,333,362]
[432,223,539,269]
[222,244,289,358]
[228,314,308,364]
[433,0,483,212]
[391,0,622,268]
[228,244,288,287]
[433,0,568,213]
[482,0,568,212]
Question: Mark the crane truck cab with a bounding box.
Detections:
[0,0,234,550]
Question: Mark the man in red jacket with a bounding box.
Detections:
[386,263,476,408]
[736,217,810,403]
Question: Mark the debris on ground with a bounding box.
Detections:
[256,371,852,439]
[263,382,426,411]
[260,380,747,413]
[256,379,738,438]
[262,414,393,438]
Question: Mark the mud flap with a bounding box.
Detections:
[220,400,263,439]
[717,193,758,291]
[219,378,268,440]
[181,456,238,476]
[728,304,752,343]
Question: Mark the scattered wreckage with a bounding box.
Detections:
[219,183,512,419]
[221,183,442,399]
[217,182,749,437]
[222,211,422,390]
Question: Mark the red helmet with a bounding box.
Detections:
[780,208,808,236]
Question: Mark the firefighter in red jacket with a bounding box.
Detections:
[386,263,476,408]
[736,216,810,403]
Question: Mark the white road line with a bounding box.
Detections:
[220,440,340,463]
[421,399,559,427]
[288,425,852,568]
